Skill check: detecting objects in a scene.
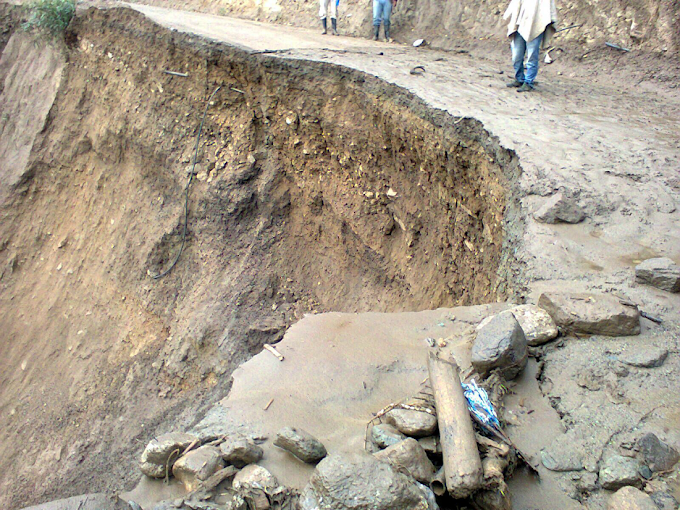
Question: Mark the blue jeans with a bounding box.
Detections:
[511,32,543,86]
[373,0,392,27]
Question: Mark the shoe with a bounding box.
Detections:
[373,26,380,41]
[384,25,390,42]
[517,83,534,92]
[331,18,338,35]
[506,80,523,88]
[321,18,327,34]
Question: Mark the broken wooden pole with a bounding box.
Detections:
[427,351,482,498]
[430,466,447,496]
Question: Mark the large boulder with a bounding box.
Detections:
[538,292,640,337]
[301,453,431,510]
[635,257,680,293]
[274,427,327,463]
[139,432,198,478]
[373,438,436,483]
[509,304,558,346]
[471,312,528,379]
[599,455,640,490]
[172,445,224,491]
[637,433,679,472]
[607,487,656,510]
[384,408,437,438]
[534,192,586,224]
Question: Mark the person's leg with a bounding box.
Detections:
[523,32,544,86]
[319,0,327,33]
[372,0,381,40]
[383,0,392,40]
[329,0,338,34]
[510,32,527,84]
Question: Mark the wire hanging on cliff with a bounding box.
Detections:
[150,85,221,280]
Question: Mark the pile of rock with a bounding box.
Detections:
[138,426,329,509]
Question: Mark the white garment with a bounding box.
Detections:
[319,0,337,19]
[504,0,558,48]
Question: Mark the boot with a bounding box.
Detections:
[331,17,338,35]
[373,25,380,41]
[321,18,327,34]
[384,23,391,42]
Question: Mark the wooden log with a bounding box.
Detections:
[427,351,483,498]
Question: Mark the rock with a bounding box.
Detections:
[574,472,599,492]
[140,432,198,478]
[417,436,441,456]
[538,292,640,337]
[302,453,430,510]
[370,423,406,449]
[384,408,437,438]
[534,192,586,224]
[274,426,327,463]
[607,486,656,510]
[540,449,585,472]
[620,347,668,368]
[599,455,640,490]
[220,437,263,468]
[373,438,436,483]
[638,465,652,480]
[21,494,127,510]
[650,492,678,510]
[414,482,440,510]
[232,464,279,491]
[510,304,559,346]
[637,433,679,472]
[635,257,680,293]
[172,445,224,491]
[471,312,528,379]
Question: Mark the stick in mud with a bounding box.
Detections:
[427,350,483,498]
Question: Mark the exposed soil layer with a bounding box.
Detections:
[0,7,520,508]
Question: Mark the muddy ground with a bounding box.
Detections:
[0,1,679,509]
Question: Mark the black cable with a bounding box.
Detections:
[151,85,221,280]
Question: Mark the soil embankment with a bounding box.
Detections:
[0,6,519,508]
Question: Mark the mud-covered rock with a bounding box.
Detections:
[140,432,198,478]
[538,292,640,337]
[620,347,668,368]
[471,312,528,379]
[607,486,656,510]
[510,304,558,345]
[172,445,224,491]
[637,433,679,472]
[302,453,430,510]
[418,436,441,456]
[534,192,586,224]
[650,492,679,510]
[220,437,264,468]
[370,423,406,450]
[373,438,436,483]
[599,455,640,490]
[414,482,439,510]
[274,426,327,463]
[233,464,279,491]
[635,257,680,293]
[540,448,585,472]
[384,408,437,437]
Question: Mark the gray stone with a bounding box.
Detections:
[373,438,436,483]
[140,432,198,478]
[607,487,656,510]
[172,445,224,491]
[384,408,437,438]
[650,492,678,510]
[510,304,559,345]
[370,423,406,449]
[471,312,528,379]
[274,426,327,463]
[417,436,442,456]
[220,437,263,468]
[638,465,652,480]
[635,258,680,293]
[538,292,640,337]
[540,449,585,472]
[620,347,669,368]
[302,453,430,510]
[637,433,679,472]
[574,472,599,492]
[599,455,640,490]
[534,192,586,224]
[232,464,279,491]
